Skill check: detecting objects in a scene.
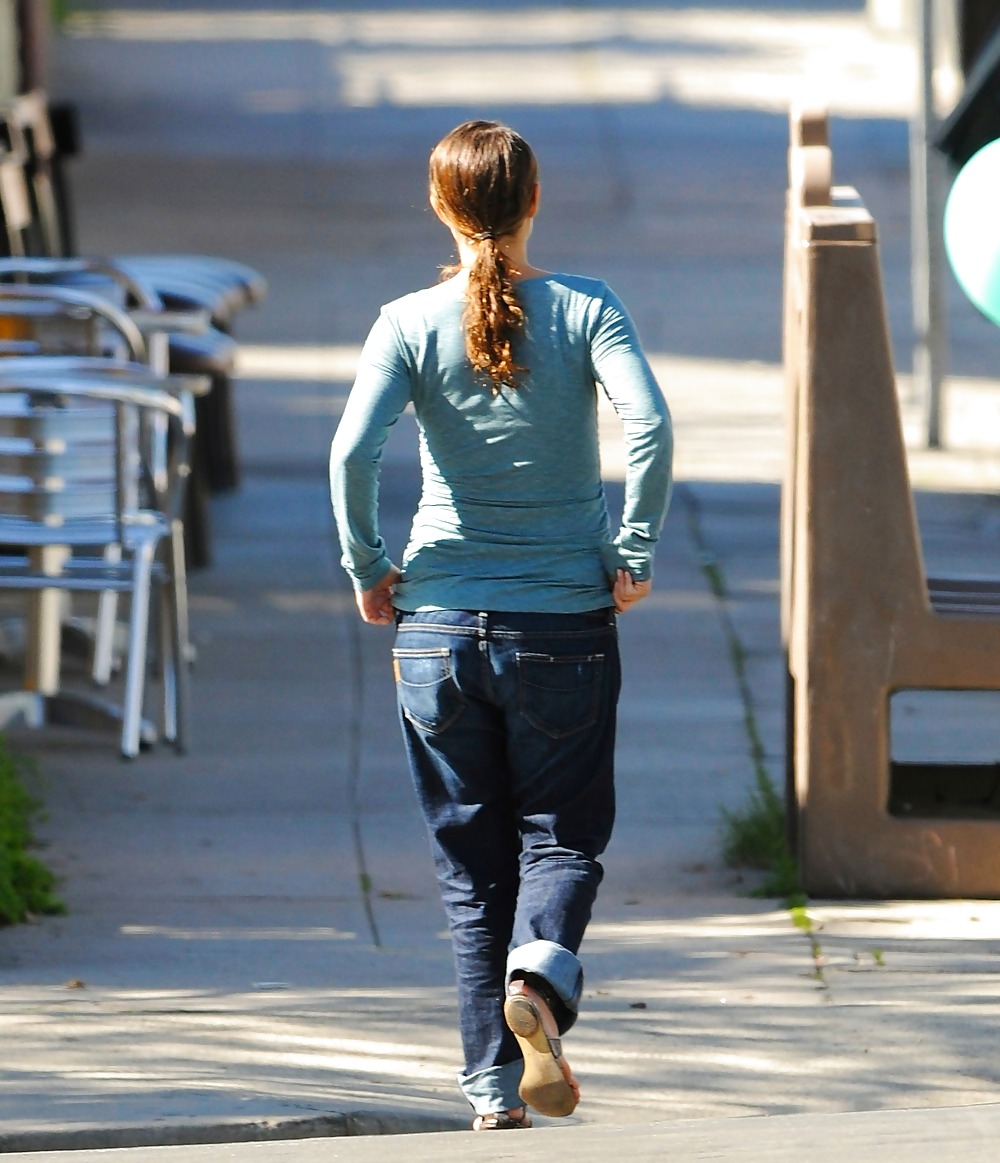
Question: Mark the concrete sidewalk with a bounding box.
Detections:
[7,1104,1000,1163]
[4,0,1000,1155]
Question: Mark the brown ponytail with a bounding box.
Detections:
[429,121,538,393]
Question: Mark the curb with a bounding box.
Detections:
[0,1111,470,1154]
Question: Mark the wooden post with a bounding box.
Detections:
[16,0,48,92]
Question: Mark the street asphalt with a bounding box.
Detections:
[3,1,1000,1159]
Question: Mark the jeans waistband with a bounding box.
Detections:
[395,608,617,638]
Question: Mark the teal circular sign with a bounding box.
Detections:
[944,137,1000,328]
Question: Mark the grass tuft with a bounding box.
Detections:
[0,740,63,925]
[680,486,801,903]
[50,0,84,26]
[721,764,799,900]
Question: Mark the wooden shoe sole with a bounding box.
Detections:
[503,990,578,1117]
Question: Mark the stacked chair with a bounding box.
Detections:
[0,89,265,758]
[1,90,268,560]
[0,282,204,757]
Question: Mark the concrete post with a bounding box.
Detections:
[784,108,1000,898]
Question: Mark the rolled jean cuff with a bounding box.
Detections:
[506,939,583,1016]
[459,1060,524,1114]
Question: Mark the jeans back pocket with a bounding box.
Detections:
[392,647,466,734]
[516,652,605,739]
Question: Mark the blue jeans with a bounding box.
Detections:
[392,608,620,1114]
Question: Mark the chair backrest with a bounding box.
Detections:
[0,378,189,545]
[0,391,119,528]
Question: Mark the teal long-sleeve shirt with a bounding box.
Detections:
[329,272,673,613]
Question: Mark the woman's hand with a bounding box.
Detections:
[357,565,402,625]
[613,568,652,613]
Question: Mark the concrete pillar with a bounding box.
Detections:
[785,110,1000,898]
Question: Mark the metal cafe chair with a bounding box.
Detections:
[0,280,208,680]
[0,284,204,756]
[0,373,196,758]
[0,257,219,565]
[0,111,250,501]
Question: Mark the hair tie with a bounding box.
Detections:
[472,229,496,242]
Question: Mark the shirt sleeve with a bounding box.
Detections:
[329,309,413,591]
[590,286,673,581]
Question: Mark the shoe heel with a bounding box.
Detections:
[527,1079,577,1118]
[504,995,540,1039]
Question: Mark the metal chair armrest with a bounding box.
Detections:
[0,283,147,361]
[0,256,160,311]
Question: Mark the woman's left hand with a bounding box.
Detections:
[613,568,652,613]
[357,565,402,625]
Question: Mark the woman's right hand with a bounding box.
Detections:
[357,565,402,625]
[613,568,652,613]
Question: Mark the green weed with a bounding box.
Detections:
[789,901,826,984]
[680,487,800,902]
[50,0,74,25]
[721,764,799,899]
[0,741,63,925]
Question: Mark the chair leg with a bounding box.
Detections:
[121,541,156,760]
[196,373,240,493]
[158,575,177,746]
[166,517,191,754]
[92,544,122,685]
[183,450,212,570]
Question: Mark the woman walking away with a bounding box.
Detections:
[330,120,672,1131]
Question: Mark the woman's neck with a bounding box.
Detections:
[453,226,547,282]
